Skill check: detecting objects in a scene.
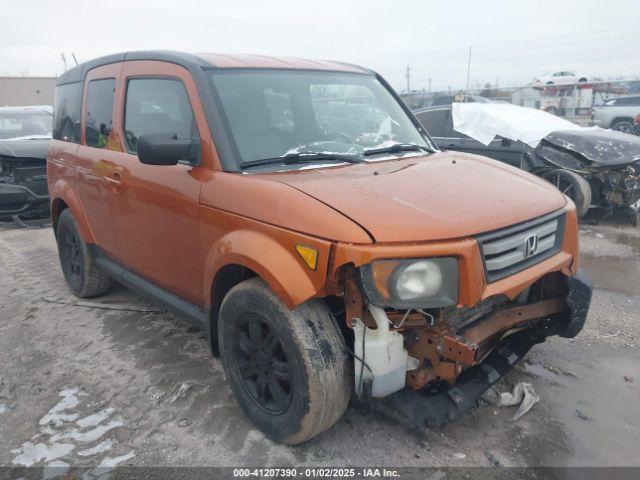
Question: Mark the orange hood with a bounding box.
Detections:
[269,151,567,243]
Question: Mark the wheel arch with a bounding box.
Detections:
[51,197,69,234]
[203,229,331,354]
[49,180,96,243]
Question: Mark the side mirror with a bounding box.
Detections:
[137,133,197,166]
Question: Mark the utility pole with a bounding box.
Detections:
[428,77,432,93]
[61,53,67,72]
[405,65,411,94]
[465,46,472,92]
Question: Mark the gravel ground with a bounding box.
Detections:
[0,219,638,476]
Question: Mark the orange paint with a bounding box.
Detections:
[48,53,581,314]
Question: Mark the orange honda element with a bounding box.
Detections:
[48,51,592,444]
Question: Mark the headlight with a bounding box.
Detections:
[360,257,459,309]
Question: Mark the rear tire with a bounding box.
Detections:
[542,169,592,218]
[56,209,112,298]
[218,278,351,444]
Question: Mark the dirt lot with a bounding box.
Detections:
[0,217,638,474]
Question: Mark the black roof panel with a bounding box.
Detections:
[56,50,214,85]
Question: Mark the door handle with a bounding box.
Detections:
[103,172,123,190]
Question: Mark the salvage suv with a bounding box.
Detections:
[48,51,592,444]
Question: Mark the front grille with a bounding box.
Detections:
[477,210,565,282]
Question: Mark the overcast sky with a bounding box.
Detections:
[2,0,639,91]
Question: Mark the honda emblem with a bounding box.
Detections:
[524,234,539,258]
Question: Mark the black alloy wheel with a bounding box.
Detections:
[55,209,112,298]
[234,313,293,414]
[551,171,575,196]
[542,169,592,218]
[218,278,351,444]
[60,224,83,283]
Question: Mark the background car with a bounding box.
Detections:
[591,95,640,135]
[414,103,640,223]
[532,71,589,86]
[0,105,52,220]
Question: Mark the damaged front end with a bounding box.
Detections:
[0,143,50,220]
[336,209,591,428]
[533,129,640,217]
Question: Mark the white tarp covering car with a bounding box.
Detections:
[451,102,591,147]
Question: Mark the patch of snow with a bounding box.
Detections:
[77,439,114,457]
[97,451,135,468]
[297,162,347,170]
[39,388,81,427]
[76,408,115,428]
[170,383,192,403]
[0,402,7,414]
[50,419,124,444]
[11,387,131,468]
[11,441,75,467]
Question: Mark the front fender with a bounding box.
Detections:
[202,227,332,310]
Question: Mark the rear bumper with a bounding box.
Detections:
[0,182,49,219]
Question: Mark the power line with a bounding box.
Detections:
[465,46,472,91]
[368,25,640,69]
[405,65,411,93]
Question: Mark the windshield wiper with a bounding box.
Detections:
[363,143,436,157]
[243,151,363,168]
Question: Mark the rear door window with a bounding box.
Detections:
[124,78,197,153]
[415,108,472,140]
[614,97,640,106]
[85,78,115,148]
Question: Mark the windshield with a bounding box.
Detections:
[210,70,430,167]
[0,111,53,140]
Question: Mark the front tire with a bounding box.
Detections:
[542,169,592,218]
[56,209,112,298]
[218,278,351,444]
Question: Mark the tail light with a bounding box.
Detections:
[635,114,640,125]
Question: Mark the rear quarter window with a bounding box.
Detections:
[53,82,83,143]
[415,109,451,137]
[415,108,471,140]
